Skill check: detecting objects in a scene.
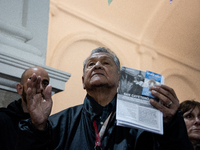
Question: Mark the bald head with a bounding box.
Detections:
[19,66,50,97]
[17,66,50,112]
[20,66,49,85]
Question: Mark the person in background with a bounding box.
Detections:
[16,47,193,150]
[179,100,200,150]
[0,66,50,150]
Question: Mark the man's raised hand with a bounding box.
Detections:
[26,73,53,130]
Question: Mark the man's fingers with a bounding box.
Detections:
[26,74,44,109]
[34,75,41,94]
[150,99,164,110]
[44,85,52,101]
[26,86,32,103]
[150,85,179,106]
[151,89,172,107]
[149,84,180,124]
[152,84,178,99]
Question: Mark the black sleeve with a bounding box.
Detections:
[0,112,17,150]
[16,119,51,150]
[155,111,194,150]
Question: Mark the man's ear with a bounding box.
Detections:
[82,76,86,89]
[16,84,23,95]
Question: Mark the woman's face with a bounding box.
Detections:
[183,106,200,140]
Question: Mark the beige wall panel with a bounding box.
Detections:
[152,54,200,103]
[165,76,196,102]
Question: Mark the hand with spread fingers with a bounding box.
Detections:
[26,73,53,130]
[149,84,180,124]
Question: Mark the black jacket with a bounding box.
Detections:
[17,95,193,150]
[0,99,30,150]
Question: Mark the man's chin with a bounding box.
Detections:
[190,134,200,140]
[88,82,105,87]
[85,83,106,89]
[90,80,107,86]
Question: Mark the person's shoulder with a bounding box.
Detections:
[49,104,83,120]
[0,107,11,116]
[0,108,13,125]
[48,104,83,127]
[0,107,8,111]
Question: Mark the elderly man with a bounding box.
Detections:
[17,47,193,150]
[0,66,49,150]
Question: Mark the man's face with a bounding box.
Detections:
[82,52,120,91]
[21,67,50,103]
[183,106,200,140]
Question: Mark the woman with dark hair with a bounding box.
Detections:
[179,100,200,150]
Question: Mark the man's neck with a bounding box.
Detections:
[190,139,200,150]
[87,87,117,106]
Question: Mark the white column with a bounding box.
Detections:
[0,0,71,107]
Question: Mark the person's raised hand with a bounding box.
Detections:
[150,84,180,124]
[26,73,53,130]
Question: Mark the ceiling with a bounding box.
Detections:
[59,0,200,70]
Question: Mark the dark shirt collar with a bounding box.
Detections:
[84,94,116,121]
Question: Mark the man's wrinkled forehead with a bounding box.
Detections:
[86,52,114,62]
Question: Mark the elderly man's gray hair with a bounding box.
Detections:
[83,47,121,74]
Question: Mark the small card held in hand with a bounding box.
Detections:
[142,70,164,100]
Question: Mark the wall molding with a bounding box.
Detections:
[161,68,199,98]
[0,52,71,94]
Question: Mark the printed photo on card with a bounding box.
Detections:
[142,70,164,99]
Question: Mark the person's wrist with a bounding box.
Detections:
[30,119,47,131]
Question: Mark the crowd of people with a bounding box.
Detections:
[0,47,197,150]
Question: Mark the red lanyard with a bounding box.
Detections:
[93,120,101,149]
[93,112,114,150]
